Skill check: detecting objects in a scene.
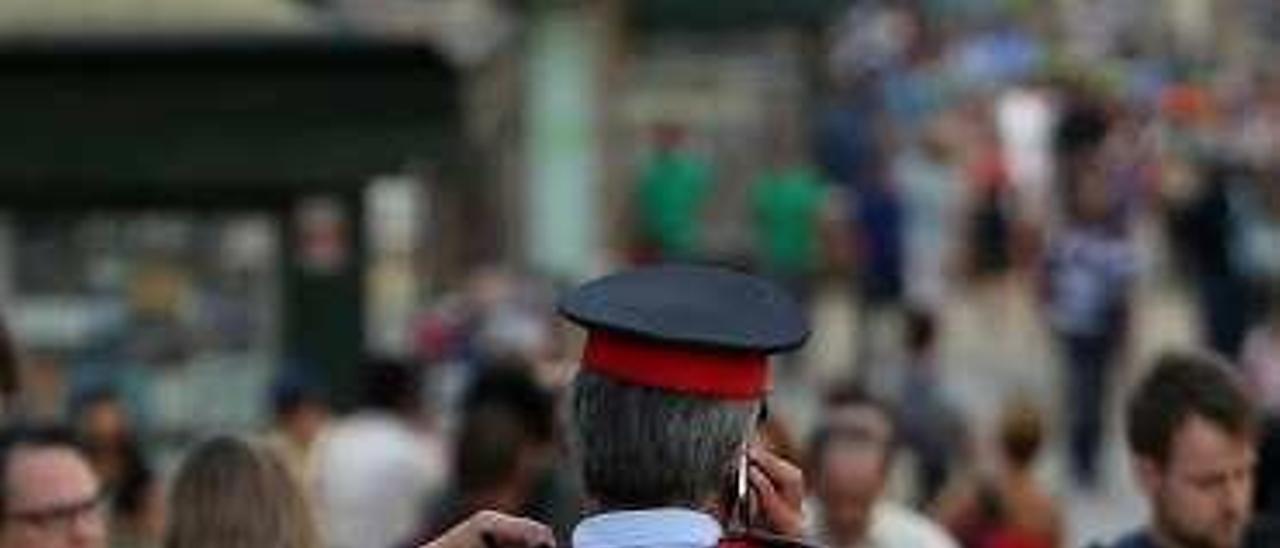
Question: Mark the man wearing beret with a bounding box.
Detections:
[559,265,812,548]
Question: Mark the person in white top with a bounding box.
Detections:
[996,85,1056,231]
[313,359,447,548]
[1242,293,1280,414]
[808,387,958,548]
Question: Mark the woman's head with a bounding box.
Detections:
[70,389,132,448]
[164,436,319,548]
[998,397,1045,472]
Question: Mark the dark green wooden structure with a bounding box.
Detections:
[0,36,463,408]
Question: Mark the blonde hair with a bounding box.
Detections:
[164,436,320,548]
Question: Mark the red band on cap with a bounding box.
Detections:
[582,331,768,399]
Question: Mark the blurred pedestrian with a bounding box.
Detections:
[1042,160,1137,488]
[164,436,319,548]
[415,365,578,544]
[933,398,1062,548]
[1230,168,1280,331]
[963,122,1014,286]
[170,436,553,548]
[1242,288,1280,415]
[263,374,330,485]
[313,358,446,548]
[559,265,811,548]
[632,123,713,263]
[750,150,830,307]
[0,424,107,548]
[815,78,903,375]
[882,309,963,507]
[850,176,906,376]
[996,84,1056,253]
[808,386,958,548]
[1166,159,1253,359]
[69,390,142,490]
[68,389,153,548]
[815,76,885,201]
[894,127,961,311]
[1100,351,1278,547]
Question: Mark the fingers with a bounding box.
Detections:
[477,511,556,548]
[422,511,555,548]
[748,467,805,537]
[748,465,779,509]
[748,447,804,504]
[746,450,806,537]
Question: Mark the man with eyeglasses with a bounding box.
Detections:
[0,425,106,548]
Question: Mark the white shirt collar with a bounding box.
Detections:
[572,508,723,548]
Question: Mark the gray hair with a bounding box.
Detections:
[571,370,758,509]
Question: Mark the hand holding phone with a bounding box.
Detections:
[745,446,806,538]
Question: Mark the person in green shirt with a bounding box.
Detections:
[634,124,713,262]
[751,163,829,300]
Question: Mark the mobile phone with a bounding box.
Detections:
[725,404,770,532]
[725,450,755,532]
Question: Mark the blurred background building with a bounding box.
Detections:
[0,0,528,439]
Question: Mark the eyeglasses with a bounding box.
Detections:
[6,492,107,533]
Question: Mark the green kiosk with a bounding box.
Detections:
[0,36,464,433]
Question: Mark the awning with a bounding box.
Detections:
[0,36,461,205]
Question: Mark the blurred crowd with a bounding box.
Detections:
[629,0,1280,513]
[0,299,1274,548]
[2,2,1280,548]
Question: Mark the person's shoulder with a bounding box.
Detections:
[322,414,425,458]
[1242,325,1277,354]
[872,503,958,548]
[1084,528,1153,548]
[1245,517,1280,547]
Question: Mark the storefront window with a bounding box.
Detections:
[3,212,279,448]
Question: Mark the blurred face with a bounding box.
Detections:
[815,407,892,547]
[0,448,106,548]
[1074,165,1111,224]
[80,403,127,446]
[1138,416,1256,548]
[653,124,686,151]
[289,402,330,447]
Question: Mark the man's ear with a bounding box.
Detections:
[1133,455,1162,498]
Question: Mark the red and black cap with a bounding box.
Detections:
[558,265,809,400]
